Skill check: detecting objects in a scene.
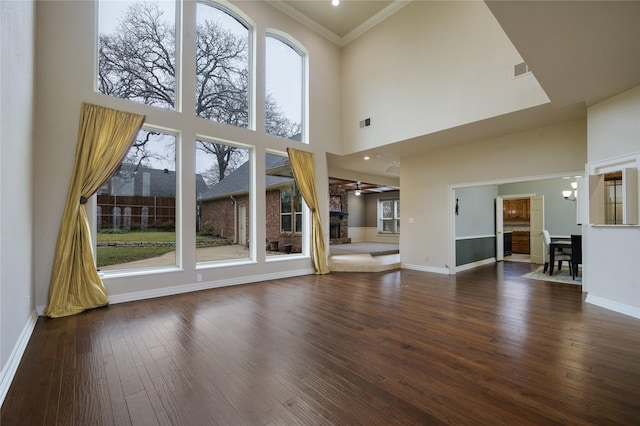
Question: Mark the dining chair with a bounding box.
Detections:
[571,234,582,280]
[542,230,572,274]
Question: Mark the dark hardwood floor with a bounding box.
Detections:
[3,262,640,425]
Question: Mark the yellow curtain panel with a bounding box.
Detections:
[286,148,330,274]
[44,103,145,318]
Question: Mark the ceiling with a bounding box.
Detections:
[271,1,640,183]
[268,0,402,45]
[329,177,399,195]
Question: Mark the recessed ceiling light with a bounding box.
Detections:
[332,0,339,6]
[364,156,370,160]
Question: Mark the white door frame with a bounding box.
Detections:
[449,170,581,274]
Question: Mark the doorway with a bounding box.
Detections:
[498,195,544,264]
[503,196,532,263]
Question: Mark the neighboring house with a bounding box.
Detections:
[198,154,304,252]
[96,165,208,230]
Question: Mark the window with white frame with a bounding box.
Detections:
[96,0,309,272]
[95,129,177,271]
[196,140,251,263]
[265,34,304,141]
[98,0,177,109]
[280,187,302,233]
[379,199,400,234]
[196,2,250,127]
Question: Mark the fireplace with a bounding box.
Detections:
[330,223,341,239]
[328,189,351,245]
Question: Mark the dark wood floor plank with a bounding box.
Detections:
[3,261,640,424]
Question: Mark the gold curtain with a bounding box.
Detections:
[286,148,330,274]
[44,103,145,318]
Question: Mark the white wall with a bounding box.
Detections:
[401,119,586,273]
[340,0,549,155]
[585,86,640,317]
[0,0,37,403]
[33,1,341,310]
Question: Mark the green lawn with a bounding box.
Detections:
[96,246,175,268]
[97,231,176,243]
[95,231,227,267]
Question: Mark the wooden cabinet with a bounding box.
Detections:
[503,198,530,222]
[512,231,530,254]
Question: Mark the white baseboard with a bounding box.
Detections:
[108,268,315,305]
[401,263,451,275]
[455,258,496,273]
[585,294,640,319]
[0,311,37,406]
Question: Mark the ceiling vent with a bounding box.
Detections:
[514,62,531,77]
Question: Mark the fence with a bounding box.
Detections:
[97,195,176,231]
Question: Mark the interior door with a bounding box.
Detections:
[530,195,544,264]
[495,196,504,261]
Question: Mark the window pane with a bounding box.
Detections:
[98,0,176,109]
[281,189,292,213]
[196,140,250,263]
[382,219,393,233]
[265,36,303,140]
[281,215,292,233]
[295,213,302,233]
[381,201,393,219]
[266,153,304,254]
[196,3,249,126]
[97,129,177,270]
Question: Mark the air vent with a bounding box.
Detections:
[514,62,531,77]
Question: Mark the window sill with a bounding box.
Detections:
[100,265,183,279]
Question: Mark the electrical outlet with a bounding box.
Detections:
[424,256,429,262]
[196,273,202,282]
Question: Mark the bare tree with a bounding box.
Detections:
[98,2,175,108]
[98,1,299,183]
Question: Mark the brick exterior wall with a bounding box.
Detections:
[199,195,249,241]
[200,187,302,253]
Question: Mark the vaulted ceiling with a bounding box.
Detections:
[270,1,640,181]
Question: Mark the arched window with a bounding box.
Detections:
[98,0,177,109]
[196,2,251,127]
[265,34,305,141]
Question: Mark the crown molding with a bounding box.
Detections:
[266,0,343,45]
[342,1,410,46]
[266,0,411,47]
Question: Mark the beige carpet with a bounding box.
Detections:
[521,265,581,285]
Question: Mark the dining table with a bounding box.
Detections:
[548,240,572,275]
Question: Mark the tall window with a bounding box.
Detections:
[196,2,250,127]
[379,199,400,234]
[95,1,311,272]
[96,129,177,271]
[195,140,251,263]
[266,153,305,254]
[265,34,304,141]
[98,0,177,109]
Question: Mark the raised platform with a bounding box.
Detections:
[328,242,400,272]
[329,253,400,272]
